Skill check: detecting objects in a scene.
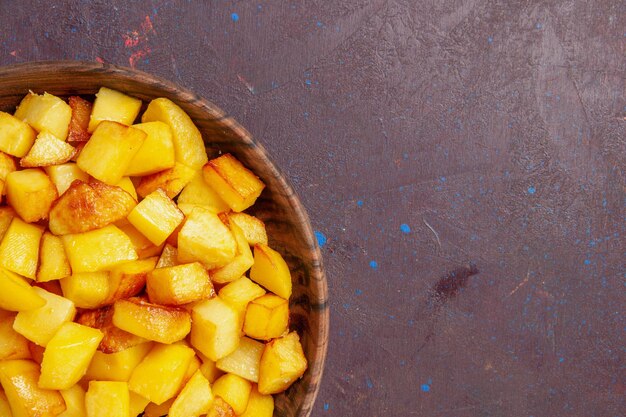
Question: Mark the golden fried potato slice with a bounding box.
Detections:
[48,180,137,235]
[67,96,93,143]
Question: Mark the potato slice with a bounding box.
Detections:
[212,373,252,415]
[43,162,90,196]
[135,162,196,199]
[14,91,72,140]
[218,277,266,313]
[37,232,72,282]
[85,341,153,382]
[243,294,289,341]
[0,310,30,360]
[202,153,265,212]
[107,257,157,304]
[85,381,130,417]
[199,355,223,384]
[60,271,110,309]
[76,307,146,354]
[216,337,264,383]
[125,121,175,176]
[20,131,75,168]
[228,212,268,246]
[191,297,240,361]
[0,268,45,312]
[0,111,36,158]
[115,176,138,201]
[0,217,44,279]
[143,399,174,417]
[0,151,17,196]
[178,171,230,213]
[169,370,214,417]
[39,322,104,390]
[13,287,76,347]
[88,87,142,132]
[67,96,93,143]
[49,180,136,235]
[61,225,138,273]
[206,397,236,417]
[141,97,208,170]
[112,298,191,344]
[211,220,254,284]
[249,243,292,300]
[240,386,274,417]
[128,343,195,405]
[77,121,146,185]
[0,359,66,417]
[146,262,212,306]
[177,205,237,269]
[59,384,87,417]
[127,188,184,246]
[258,332,307,394]
[5,168,58,222]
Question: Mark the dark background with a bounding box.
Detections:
[1,1,624,416]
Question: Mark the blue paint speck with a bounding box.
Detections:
[559,357,565,363]
[488,36,493,44]
[305,79,312,85]
[323,403,330,411]
[400,224,411,234]
[355,289,363,295]
[314,231,327,247]
[357,200,363,207]
[421,384,431,392]
[369,260,378,269]
[583,259,591,265]
[231,13,239,22]
[527,186,536,194]
[366,378,373,389]
[440,176,446,182]
[70,26,77,33]
[316,21,324,27]
[342,303,350,310]
[536,22,543,29]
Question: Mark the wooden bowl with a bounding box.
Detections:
[0,61,328,417]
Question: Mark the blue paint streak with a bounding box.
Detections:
[369,260,378,269]
[231,13,239,22]
[400,223,411,234]
[323,403,330,411]
[527,186,536,194]
[314,231,327,247]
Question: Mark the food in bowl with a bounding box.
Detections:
[0,87,308,417]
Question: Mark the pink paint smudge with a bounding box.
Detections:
[95,56,105,63]
[9,50,18,57]
[122,15,156,68]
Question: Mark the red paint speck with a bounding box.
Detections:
[141,15,155,34]
[129,48,151,69]
[123,31,141,48]
[9,50,17,57]
[95,56,105,63]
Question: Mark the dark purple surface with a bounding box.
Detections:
[1,1,624,415]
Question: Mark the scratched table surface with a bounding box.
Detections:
[1,1,624,416]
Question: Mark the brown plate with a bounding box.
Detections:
[0,61,328,417]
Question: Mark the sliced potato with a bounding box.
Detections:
[0,151,17,196]
[49,180,137,235]
[0,217,44,279]
[20,131,75,168]
[135,162,196,199]
[14,91,72,140]
[125,121,175,176]
[0,111,36,157]
[249,243,292,300]
[43,162,90,196]
[76,307,147,354]
[67,95,93,143]
[258,332,307,395]
[5,168,57,222]
[88,87,142,132]
[228,212,268,246]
